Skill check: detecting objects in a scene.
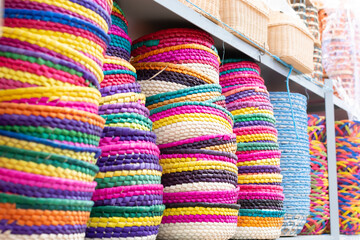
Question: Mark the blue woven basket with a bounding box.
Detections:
[270,92,310,237]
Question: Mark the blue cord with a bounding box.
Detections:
[286,66,299,139]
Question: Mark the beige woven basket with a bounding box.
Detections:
[220,0,270,51]
[268,11,314,74]
[178,0,221,23]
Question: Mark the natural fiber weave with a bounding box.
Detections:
[268,11,314,73]
[0,130,100,163]
[0,44,100,89]
[0,145,99,182]
[0,193,93,237]
[133,62,216,85]
[5,0,111,32]
[270,92,310,236]
[146,84,222,110]
[131,28,215,57]
[163,187,239,204]
[158,203,239,240]
[150,102,233,145]
[0,102,105,147]
[86,205,165,239]
[5,9,109,68]
[0,86,101,114]
[1,27,104,84]
[220,0,270,50]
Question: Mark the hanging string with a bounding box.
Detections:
[286,66,299,139]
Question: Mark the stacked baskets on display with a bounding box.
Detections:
[335,120,360,235]
[220,60,285,240]
[131,28,240,240]
[0,0,112,238]
[290,0,307,25]
[300,115,329,235]
[86,4,165,240]
[270,92,311,236]
[306,6,323,84]
[291,2,323,83]
[319,8,360,99]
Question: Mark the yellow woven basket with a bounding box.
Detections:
[268,11,314,74]
[220,0,270,51]
[178,0,221,23]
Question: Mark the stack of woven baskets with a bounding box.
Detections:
[131,28,240,240]
[290,0,308,25]
[335,120,360,235]
[291,2,323,84]
[86,4,165,240]
[220,60,285,240]
[270,92,311,236]
[320,8,359,98]
[306,6,323,84]
[0,0,113,238]
[300,115,329,235]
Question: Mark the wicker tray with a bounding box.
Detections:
[268,11,314,74]
[178,0,221,24]
[220,0,270,51]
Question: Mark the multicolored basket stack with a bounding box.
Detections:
[270,92,311,236]
[335,120,360,235]
[131,28,221,98]
[220,59,285,240]
[149,102,239,240]
[300,115,329,235]
[132,29,240,240]
[0,0,112,238]
[85,5,165,240]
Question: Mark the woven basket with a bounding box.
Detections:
[0,86,101,114]
[0,130,100,164]
[4,0,112,33]
[220,0,269,51]
[1,26,104,85]
[0,102,105,148]
[0,193,93,238]
[268,11,314,73]
[146,84,222,110]
[131,28,215,57]
[0,144,99,182]
[233,209,285,239]
[158,203,239,240]
[86,204,165,239]
[178,0,221,24]
[0,167,96,200]
[92,184,163,207]
[163,188,239,204]
[4,9,110,68]
[150,102,233,145]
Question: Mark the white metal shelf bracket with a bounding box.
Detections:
[325,79,340,240]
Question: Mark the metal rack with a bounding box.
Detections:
[117,1,353,239]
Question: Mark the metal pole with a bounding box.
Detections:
[325,79,340,240]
